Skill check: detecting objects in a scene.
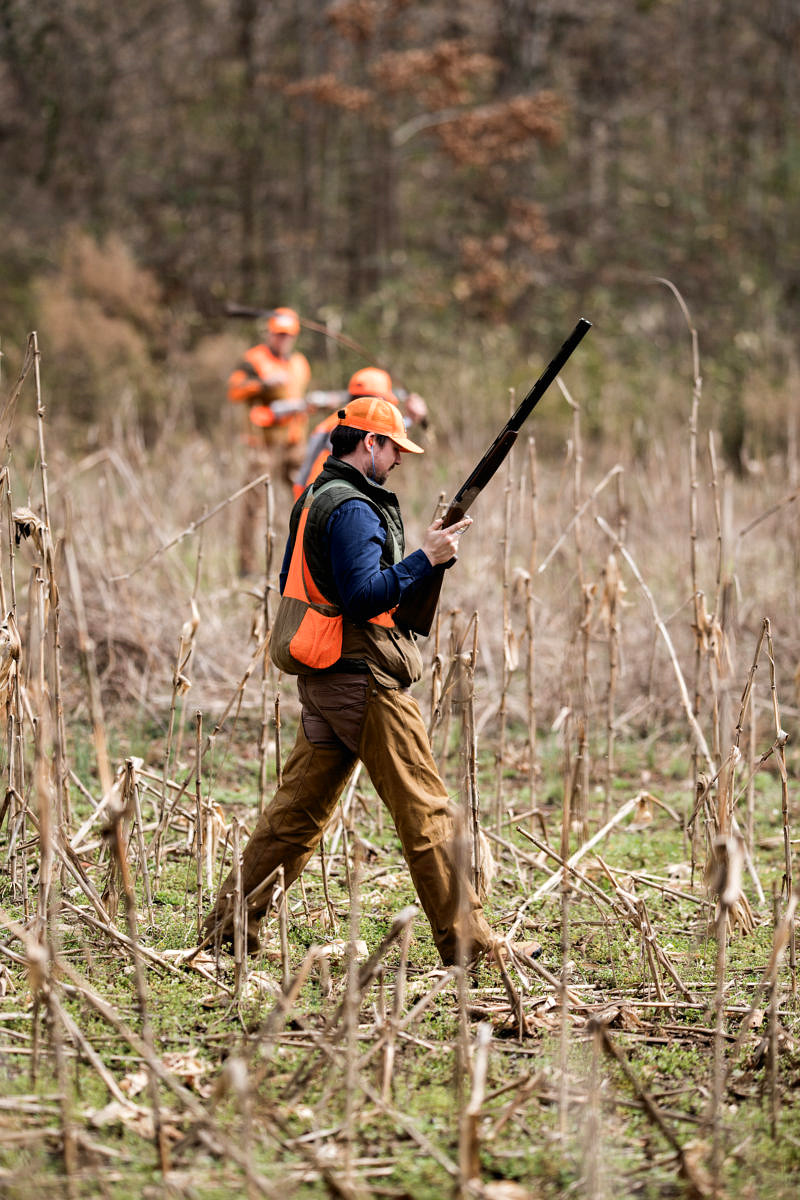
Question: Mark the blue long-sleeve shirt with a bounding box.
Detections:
[280,497,432,624]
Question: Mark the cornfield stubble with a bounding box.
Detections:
[0,337,798,1198]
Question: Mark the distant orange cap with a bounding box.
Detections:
[348,366,397,403]
[267,307,300,336]
[337,396,423,453]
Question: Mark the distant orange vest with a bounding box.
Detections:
[292,412,339,499]
[228,345,311,446]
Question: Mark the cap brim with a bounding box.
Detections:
[392,434,424,454]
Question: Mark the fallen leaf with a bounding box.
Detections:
[370,873,401,889]
[681,1138,714,1195]
[318,939,368,959]
[199,992,228,1008]
[119,1069,148,1098]
[87,1100,154,1138]
[162,948,217,970]
[628,791,655,831]
[162,1050,210,1093]
[595,1003,646,1031]
[483,1183,535,1200]
[243,971,283,1001]
[579,855,605,880]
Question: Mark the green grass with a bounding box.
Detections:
[0,720,798,1198]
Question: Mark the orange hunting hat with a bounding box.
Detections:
[337,396,423,453]
[267,307,300,336]
[348,366,398,403]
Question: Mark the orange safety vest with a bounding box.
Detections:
[228,345,311,446]
[272,481,396,673]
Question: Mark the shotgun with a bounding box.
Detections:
[224,301,376,361]
[394,317,592,637]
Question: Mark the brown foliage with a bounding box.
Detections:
[31,230,167,434]
[453,201,558,316]
[435,92,564,166]
[326,0,381,44]
[284,74,372,113]
[371,40,498,108]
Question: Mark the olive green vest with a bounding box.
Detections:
[270,458,424,688]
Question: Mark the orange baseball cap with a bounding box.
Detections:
[337,396,423,453]
[267,307,300,336]
[348,366,397,403]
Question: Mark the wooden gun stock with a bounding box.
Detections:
[394,318,592,637]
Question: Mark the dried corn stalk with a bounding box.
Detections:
[692,590,731,677]
[704,747,755,932]
[707,831,755,936]
[174,597,200,694]
[0,612,21,712]
[598,551,627,632]
[13,506,48,556]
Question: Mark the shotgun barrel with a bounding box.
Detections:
[394,318,592,636]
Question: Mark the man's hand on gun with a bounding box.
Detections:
[421,515,473,567]
[249,391,341,428]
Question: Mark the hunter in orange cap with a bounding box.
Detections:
[346,366,398,403]
[227,305,312,574]
[204,372,492,971]
[267,307,301,336]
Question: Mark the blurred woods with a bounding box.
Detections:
[0,0,798,459]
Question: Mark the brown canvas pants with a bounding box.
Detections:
[207,674,494,965]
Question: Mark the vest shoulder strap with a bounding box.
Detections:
[308,477,402,563]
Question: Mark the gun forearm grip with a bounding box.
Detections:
[393,565,446,636]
